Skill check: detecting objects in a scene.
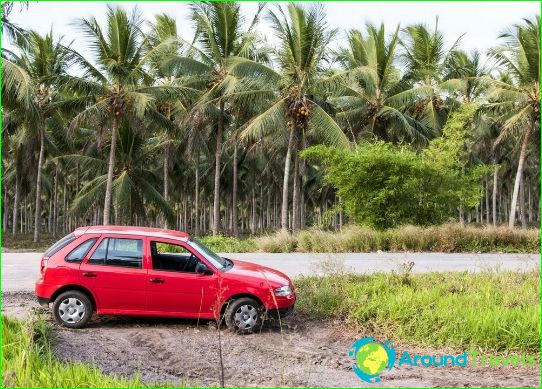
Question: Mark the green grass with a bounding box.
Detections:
[1,315,172,387]
[198,234,256,252]
[294,270,540,352]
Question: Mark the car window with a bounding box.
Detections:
[87,238,143,269]
[151,241,200,273]
[65,238,97,263]
[187,239,226,270]
[44,233,75,258]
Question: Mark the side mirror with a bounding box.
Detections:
[195,262,213,275]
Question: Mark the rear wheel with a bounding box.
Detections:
[53,291,93,329]
[224,297,263,334]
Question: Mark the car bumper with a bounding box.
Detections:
[268,304,295,319]
[37,296,50,307]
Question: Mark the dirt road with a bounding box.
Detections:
[2,251,539,292]
[2,292,539,388]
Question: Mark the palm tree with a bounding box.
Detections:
[229,3,351,232]
[3,31,70,242]
[397,19,465,132]
[484,16,540,228]
[332,23,430,144]
[62,5,195,225]
[66,121,175,224]
[162,1,267,235]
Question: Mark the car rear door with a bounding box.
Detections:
[145,238,218,317]
[79,234,147,313]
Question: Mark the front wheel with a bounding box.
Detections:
[224,297,263,334]
[52,291,93,329]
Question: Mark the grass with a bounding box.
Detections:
[294,269,540,352]
[2,224,539,253]
[254,224,540,253]
[1,315,172,388]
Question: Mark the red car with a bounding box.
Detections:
[35,226,295,333]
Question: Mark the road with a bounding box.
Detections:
[1,251,538,293]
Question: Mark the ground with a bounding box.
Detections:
[2,291,539,388]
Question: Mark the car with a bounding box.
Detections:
[35,226,295,333]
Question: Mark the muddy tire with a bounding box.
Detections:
[224,297,263,334]
[53,290,93,329]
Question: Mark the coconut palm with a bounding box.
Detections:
[60,5,196,225]
[332,23,430,144]
[229,3,351,232]
[396,20,465,132]
[483,16,540,227]
[3,31,71,242]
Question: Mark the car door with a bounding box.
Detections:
[79,235,147,313]
[146,239,218,317]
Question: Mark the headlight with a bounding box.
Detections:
[274,285,292,296]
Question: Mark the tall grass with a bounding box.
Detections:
[294,270,540,352]
[1,315,168,387]
[254,224,540,253]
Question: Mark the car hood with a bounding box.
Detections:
[226,259,291,287]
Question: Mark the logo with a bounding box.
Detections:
[349,337,396,383]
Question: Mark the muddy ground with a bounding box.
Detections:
[2,292,540,388]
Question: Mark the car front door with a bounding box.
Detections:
[79,235,147,313]
[146,239,218,317]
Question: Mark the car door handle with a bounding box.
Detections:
[82,272,97,278]
[149,278,164,284]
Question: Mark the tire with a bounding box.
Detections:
[224,297,264,334]
[52,290,93,329]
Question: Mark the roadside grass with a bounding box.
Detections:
[255,224,540,253]
[294,270,540,352]
[199,234,256,253]
[1,315,172,387]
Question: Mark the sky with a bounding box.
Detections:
[2,1,540,66]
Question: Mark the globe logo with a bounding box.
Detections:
[349,337,395,383]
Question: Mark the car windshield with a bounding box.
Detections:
[187,239,231,270]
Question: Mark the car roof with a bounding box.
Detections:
[74,226,190,241]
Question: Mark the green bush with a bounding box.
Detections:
[198,234,255,252]
[294,271,540,352]
[1,315,170,387]
[301,105,487,229]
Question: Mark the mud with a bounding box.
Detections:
[2,292,539,388]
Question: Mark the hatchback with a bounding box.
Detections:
[35,226,295,333]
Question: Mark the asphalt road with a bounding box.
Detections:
[1,251,538,293]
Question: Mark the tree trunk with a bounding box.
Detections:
[232,141,239,237]
[53,167,58,236]
[292,149,299,231]
[520,173,527,229]
[194,151,200,236]
[508,128,531,228]
[163,144,169,229]
[12,170,20,236]
[103,117,120,225]
[281,127,295,233]
[212,101,225,235]
[492,163,498,226]
[33,128,45,242]
[485,176,490,225]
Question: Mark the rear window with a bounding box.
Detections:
[44,233,76,258]
[65,238,97,263]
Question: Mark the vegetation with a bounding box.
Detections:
[1,3,540,244]
[295,270,540,352]
[1,315,169,387]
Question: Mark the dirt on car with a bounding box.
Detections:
[2,292,539,388]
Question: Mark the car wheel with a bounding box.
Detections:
[224,297,263,334]
[52,291,93,329]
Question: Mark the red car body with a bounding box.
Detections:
[35,226,295,323]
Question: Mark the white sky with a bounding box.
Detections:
[2,1,540,66]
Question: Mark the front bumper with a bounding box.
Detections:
[268,304,295,319]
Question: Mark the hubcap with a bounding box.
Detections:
[58,297,85,324]
[233,304,258,330]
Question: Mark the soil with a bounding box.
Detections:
[2,292,539,388]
